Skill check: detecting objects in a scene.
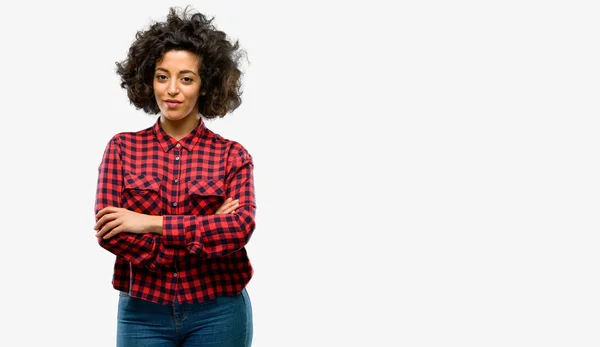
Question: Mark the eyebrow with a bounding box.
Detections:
[155,67,198,76]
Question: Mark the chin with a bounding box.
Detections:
[162,112,189,121]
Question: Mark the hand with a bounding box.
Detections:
[215,198,239,214]
[94,198,238,240]
[94,207,160,240]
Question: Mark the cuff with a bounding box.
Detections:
[162,215,187,247]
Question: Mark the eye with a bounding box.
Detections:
[182,76,194,83]
[156,74,168,81]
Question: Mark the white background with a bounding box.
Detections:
[0,0,599,346]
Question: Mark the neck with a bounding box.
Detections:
[159,115,200,141]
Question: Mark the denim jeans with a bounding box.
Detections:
[117,289,253,347]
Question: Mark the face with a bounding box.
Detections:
[153,50,203,122]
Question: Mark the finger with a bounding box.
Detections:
[215,198,235,214]
[220,197,233,206]
[218,200,239,214]
[103,225,124,240]
[96,219,121,239]
[95,212,119,231]
[96,206,118,219]
[96,222,114,239]
[218,206,234,214]
[94,212,118,231]
[95,207,111,219]
[223,199,239,208]
[222,200,239,210]
[224,207,239,215]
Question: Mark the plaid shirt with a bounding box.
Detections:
[95,118,255,304]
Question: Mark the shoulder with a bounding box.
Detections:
[204,128,253,162]
[106,125,154,148]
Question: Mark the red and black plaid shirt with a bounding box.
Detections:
[95,118,255,304]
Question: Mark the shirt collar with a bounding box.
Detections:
[153,117,206,152]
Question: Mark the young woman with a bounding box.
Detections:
[94,7,255,346]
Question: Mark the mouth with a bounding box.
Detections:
[165,100,182,108]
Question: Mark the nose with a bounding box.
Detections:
[167,81,179,96]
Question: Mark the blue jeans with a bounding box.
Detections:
[117,289,253,347]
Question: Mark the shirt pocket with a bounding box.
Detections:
[187,178,225,215]
[122,173,163,215]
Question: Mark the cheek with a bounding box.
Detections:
[188,90,201,103]
[183,89,200,105]
[153,85,166,106]
[153,82,161,97]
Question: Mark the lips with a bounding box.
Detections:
[165,100,182,108]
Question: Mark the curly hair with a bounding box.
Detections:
[115,6,246,118]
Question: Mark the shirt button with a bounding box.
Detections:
[173,273,178,277]
[175,156,180,161]
[174,179,179,183]
[172,202,178,207]
[176,143,181,148]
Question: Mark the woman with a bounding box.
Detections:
[93,6,255,346]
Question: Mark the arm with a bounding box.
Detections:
[94,136,186,269]
[161,146,256,258]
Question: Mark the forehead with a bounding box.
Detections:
[156,50,201,72]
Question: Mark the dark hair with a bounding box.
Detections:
[115,6,246,118]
